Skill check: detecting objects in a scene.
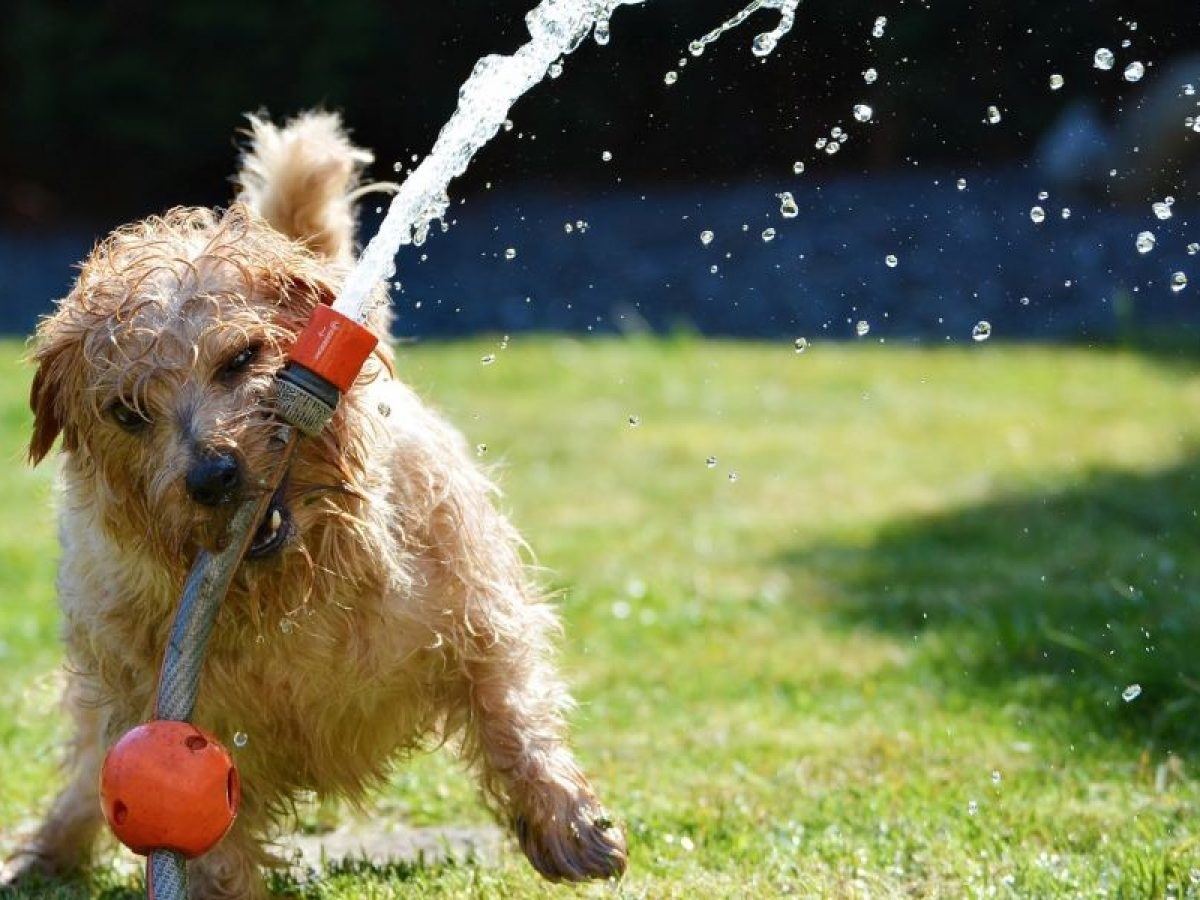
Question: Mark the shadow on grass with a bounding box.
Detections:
[0,873,142,900]
[782,450,1200,750]
[267,856,474,899]
[1,857,477,900]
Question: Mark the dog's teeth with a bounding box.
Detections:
[270,510,282,532]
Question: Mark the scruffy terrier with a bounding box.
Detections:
[10,112,626,898]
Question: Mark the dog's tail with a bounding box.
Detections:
[236,111,391,262]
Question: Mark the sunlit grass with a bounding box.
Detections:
[3,337,1200,898]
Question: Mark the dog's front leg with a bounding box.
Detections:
[456,600,627,883]
[6,677,106,882]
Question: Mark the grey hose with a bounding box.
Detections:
[146,428,299,898]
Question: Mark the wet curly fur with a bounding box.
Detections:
[8,112,626,898]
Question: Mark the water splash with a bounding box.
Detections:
[334,0,805,325]
[686,0,802,60]
[334,0,648,323]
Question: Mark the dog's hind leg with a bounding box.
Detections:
[187,821,271,900]
[5,677,105,882]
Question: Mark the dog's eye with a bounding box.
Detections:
[220,343,262,380]
[109,401,150,433]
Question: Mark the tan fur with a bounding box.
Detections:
[9,112,626,899]
[235,112,373,263]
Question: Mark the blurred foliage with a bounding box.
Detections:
[0,0,1196,223]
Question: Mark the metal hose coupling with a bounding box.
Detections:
[275,303,380,435]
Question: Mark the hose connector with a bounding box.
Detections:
[275,304,379,436]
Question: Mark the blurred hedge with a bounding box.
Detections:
[1,0,1195,224]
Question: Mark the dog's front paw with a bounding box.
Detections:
[515,794,627,883]
[0,848,79,891]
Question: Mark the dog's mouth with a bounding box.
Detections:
[246,482,293,559]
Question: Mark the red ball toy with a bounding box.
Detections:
[100,720,240,858]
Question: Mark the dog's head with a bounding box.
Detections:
[29,203,388,570]
[29,113,391,578]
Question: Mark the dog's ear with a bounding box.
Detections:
[236,112,377,263]
[28,325,80,465]
[273,270,338,331]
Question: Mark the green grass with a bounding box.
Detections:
[4,336,1200,898]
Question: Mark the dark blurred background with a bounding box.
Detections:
[2,0,1198,340]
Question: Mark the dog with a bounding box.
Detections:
[10,112,626,898]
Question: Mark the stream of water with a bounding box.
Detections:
[332,0,803,325]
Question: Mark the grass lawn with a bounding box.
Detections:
[3,336,1200,898]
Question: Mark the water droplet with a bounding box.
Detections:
[956,177,967,191]
[1049,73,1065,90]
[794,337,809,354]
[991,770,1002,785]
[481,354,496,365]
[885,254,898,268]
[972,321,992,342]
[778,192,799,218]
[1030,206,1046,224]
[1037,190,1050,201]
[864,67,878,84]
[700,230,715,246]
[792,160,806,175]
[853,103,874,123]
[1152,201,1173,221]
[967,799,979,816]
[548,61,564,79]
[611,600,631,620]
[1187,242,1199,256]
[872,16,887,38]
[1122,683,1142,702]
[279,618,295,635]
[1020,296,1031,306]
[815,137,828,150]
[628,415,641,427]
[985,105,1002,125]
[727,472,739,483]
[475,443,488,457]
[688,39,705,57]
[1094,48,1115,71]
[824,141,841,155]
[664,70,678,86]
[1136,231,1156,254]
[1123,61,1145,82]
[1061,207,1072,220]
[680,835,695,852]
[855,320,870,337]
[751,32,777,57]
[234,731,249,748]
[762,227,777,242]
[710,264,719,274]
[594,18,611,45]
[1185,83,1197,96]
[1171,272,1188,293]
[706,456,718,469]
[564,222,574,234]
[504,248,517,260]
[503,119,514,132]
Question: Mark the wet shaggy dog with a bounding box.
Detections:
[11,113,626,897]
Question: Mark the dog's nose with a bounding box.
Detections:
[185,451,242,507]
